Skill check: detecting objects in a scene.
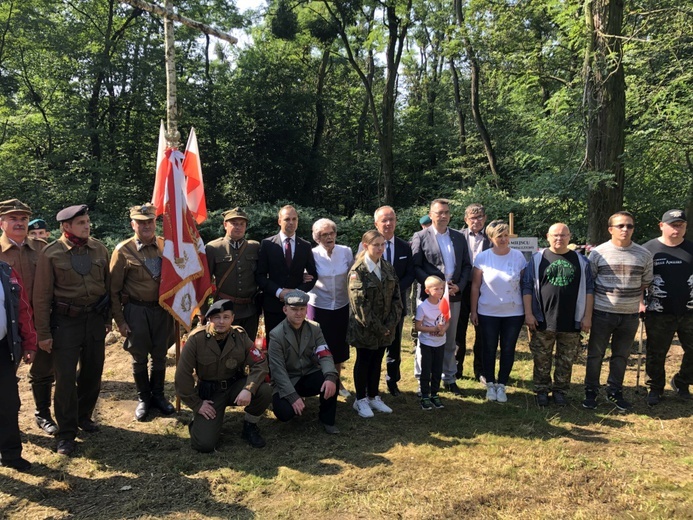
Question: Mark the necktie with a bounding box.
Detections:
[284,237,292,268]
[386,240,392,264]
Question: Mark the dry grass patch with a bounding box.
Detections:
[1,326,691,519]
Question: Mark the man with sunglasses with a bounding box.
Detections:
[583,211,653,411]
[643,210,693,404]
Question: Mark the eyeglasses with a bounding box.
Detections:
[467,215,485,221]
[319,231,336,238]
[612,224,634,230]
[431,210,450,216]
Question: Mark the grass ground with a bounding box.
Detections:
[2,324,692,519]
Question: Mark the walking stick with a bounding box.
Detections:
[635,313,645,394]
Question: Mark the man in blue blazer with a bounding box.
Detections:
[412,199,472,395]
[374,206,415,396]
[256,205,318,336]
[457,203,492,383]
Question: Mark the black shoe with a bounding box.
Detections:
[671,376,692,399]
[0,457,32,471]
[78,419,99,432]
[56,439,76,456]
[430,395,444,409]
[150,394,175,415]
[241,421,266,448]
[646,390,661,406]
[607,391,632,411]
[536,392,549,407]
[583,389,598,409]
[387,382,401,397]
[420,397,433,410]
[553,391,568,407]
[35,414,58,435]
[444,382,462,396]
[135,398,151,421]
[321,422,340,435]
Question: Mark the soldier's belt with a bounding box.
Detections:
[197,372,243,399]
[127,298,159,308]
[216,292,253,305]
[53,300,100,318]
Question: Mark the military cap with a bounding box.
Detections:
[285,289,309,307]
[29,218,47,230]
[56,204,88,223]
[205,299,235,319]
[0,198,32,217]
[662,209,686,224]
[223,207,249,222]
[419,215,432,226]
[130,203,157,221]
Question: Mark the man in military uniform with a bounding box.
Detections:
[28,218,50,241]
[33,205,111,456]
[110,203,175,421]
[268,290,339,434]
[0,199,54,435]
[205,208,260,340]
[175,299,272,452]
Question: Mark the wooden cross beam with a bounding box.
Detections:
[121,0,238,147]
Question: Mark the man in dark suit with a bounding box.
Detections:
[412,199,472,395]
[374,206,415,396]
[457,203,492,383]
[256,205,318,335]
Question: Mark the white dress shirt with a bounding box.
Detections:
[309,244,354,310]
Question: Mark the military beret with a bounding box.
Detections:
[0,198,32,217]
[285,289,309,307]
[419,215,432,226]
[29,218,47,230]
[223,207,249,222]
[130,203,157,221]
[56,204,88,223]
[662,209,686,224]
[205,299,235,319]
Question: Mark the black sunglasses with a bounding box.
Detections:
[612,223,634,230]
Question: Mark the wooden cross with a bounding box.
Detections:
[121,0,238,147]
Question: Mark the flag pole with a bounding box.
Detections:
[175,322,181,412]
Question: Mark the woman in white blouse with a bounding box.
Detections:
[308,219,354,397]
[470,220,526,404]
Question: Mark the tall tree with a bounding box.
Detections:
[583,0,626,244]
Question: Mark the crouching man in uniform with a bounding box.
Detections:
[268,290,339,434]
[110,203,174,421]
[175,300,272,452]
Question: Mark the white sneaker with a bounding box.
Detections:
[353,398,374,418]
[368,396,393,413]
[495,384,507,403]
[339,387,351,398]
[486,382,497,401]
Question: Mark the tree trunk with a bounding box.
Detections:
[584,0,626,245]
[449,58,466,157]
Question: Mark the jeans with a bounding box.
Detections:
[645,312,693,393]
[585,310,639,393]
[478,314,524,385]
[419,343,445,397]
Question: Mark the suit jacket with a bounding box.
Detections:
[411,226,471,302]
[461,228,492,287]
[268,319,337,402]
[391,236,415,315]
[255,233,318,313]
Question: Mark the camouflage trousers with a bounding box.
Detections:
[529,329,581,393]
[644,312,693,393]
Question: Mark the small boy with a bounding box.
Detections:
[415,276,450,410]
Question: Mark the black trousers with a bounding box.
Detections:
[456,284,484,378]
[0,337,22,462]
[272,371,337,426]
[385,316,405,385]
[263,311,285,338]
[354,346,387,400]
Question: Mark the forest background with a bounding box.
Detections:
[0,0,690,250]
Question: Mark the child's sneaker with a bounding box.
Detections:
[430,395,444,409]
[420,397,433,410]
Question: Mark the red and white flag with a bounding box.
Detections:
[439,282,451,322]
[182,127,207,224]
[153,134,212,331]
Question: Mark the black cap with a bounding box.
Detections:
[29,218,47,230]
[661,209,686,224]
[205,299,234,319]
[56,204,88,223]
